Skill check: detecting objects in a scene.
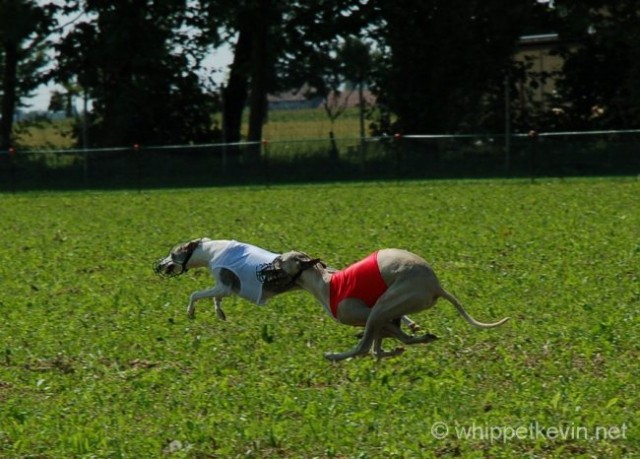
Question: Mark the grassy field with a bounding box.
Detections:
[0,178,638,458]
[14,117,77,150]
[15,108,363,150]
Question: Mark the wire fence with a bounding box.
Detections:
[1,129,638,192]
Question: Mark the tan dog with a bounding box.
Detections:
[260,249,509,361]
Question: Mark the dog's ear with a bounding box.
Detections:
[185,239,201,251]
[174,239,200,257]
[295,252,324,269]
[298,252,312,262]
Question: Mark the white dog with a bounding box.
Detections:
[154,238,296,319]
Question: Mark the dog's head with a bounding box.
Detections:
[257,251,325,291]
[153,239,202,278]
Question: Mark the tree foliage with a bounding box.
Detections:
[2,0,639,150]
[369,0,535,134]
[0,0,55,148]
[551,0,640,129]
[54,0,216,147]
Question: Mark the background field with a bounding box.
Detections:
[0,179,638,458]
[15,108,363,150]
[9,110,637,193]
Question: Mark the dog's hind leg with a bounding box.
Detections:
[382,321,439,345]
[325,279,430,361]
[325,318,385,361]
[370,318,405,359]
[401,316,421,333]
[325,298,388,361]
[372,334,405,359]
[355,316,424,339]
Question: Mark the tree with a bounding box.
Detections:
[0,0,55,149]
[228,1,279,160]
[552,1,640,129]
[291,36,371,160]
[49,82,80,117]
[273,0,374,158]
[198,0,250,149]
[54,0,216,147]
[369,0,534,134]
[199,0,369,161]
[341,36,372,145]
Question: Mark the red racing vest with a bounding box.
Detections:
[329,251,389,318]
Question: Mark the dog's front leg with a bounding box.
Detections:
[213,297,226,321]
[187,285,230,319]
[325,319,383,361]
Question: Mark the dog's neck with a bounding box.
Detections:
[296,266,332,308]
[186,239,230,269]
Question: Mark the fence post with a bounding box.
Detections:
[261,139,270,184]
[82,147,89,186]
[8,147,16,193]
[528,130,538,182]
[393,133,403,178]
[504,73,511,173]
[133,143,141,192]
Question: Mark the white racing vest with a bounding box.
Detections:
[210,240,279,305]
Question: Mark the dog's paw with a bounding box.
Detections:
[374,347,405,359]
[420,333,438,343]
[186,305,196,320]
[215,307,227,321]
[324,351,353,362]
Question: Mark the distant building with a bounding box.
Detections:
[515,33,563,98]
[267,87,376,110]
[267,89,322,110]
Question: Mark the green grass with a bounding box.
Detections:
[263,107,363,140]
[0,178,638,458]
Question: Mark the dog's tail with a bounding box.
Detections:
[439,289,510,329]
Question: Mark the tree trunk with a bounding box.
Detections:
[222,12,253,154]
[1,41,18,150]
[246,0,271,163]
[358,80,366,167]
